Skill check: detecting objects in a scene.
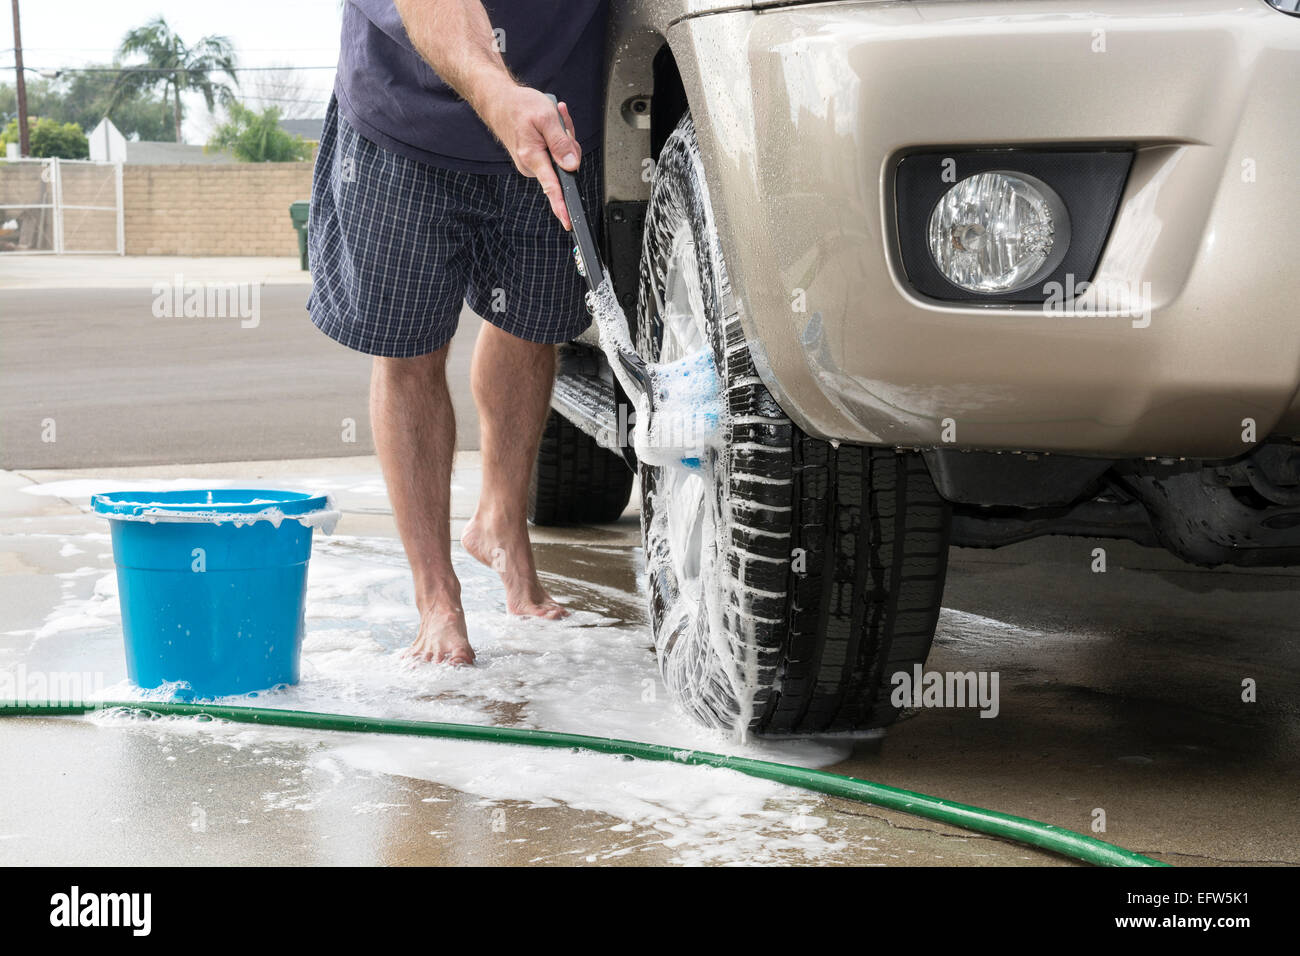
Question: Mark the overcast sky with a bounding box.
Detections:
[2,0,343,141]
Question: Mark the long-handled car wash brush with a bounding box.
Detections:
[548,96,722,470]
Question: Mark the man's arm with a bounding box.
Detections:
[393,0,581,228]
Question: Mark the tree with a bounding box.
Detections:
[246,65,324,121]
[1,70,173,142]
[0,77,61,123]
[0,117,89,159]
[60,70,174,142]
[207,104,311,163]
[108,16,239,144]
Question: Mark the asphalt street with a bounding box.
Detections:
[0,285,485,468]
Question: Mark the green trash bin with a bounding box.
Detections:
[289,200,310,271]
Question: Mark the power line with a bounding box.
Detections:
[0,64,337,77]
[16,46,339,53]
[243,94,331,105]
[32,64,337,74]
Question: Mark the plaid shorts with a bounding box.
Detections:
[306,96,598,357]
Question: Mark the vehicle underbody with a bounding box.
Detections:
[550,338,1300,568]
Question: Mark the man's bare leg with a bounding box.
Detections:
[461,321,567,619]
[371,349,475,664]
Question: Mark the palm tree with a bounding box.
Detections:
[108,17,238,144]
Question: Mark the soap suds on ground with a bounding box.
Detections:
[2,490,858,864]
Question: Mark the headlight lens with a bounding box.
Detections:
[927,171,1070,294]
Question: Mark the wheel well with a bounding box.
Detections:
[604,44,688,278]
[600,44,688,334]
[592,43,690,463]
[650,45,688,163]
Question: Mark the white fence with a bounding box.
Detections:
[0,158,124,255]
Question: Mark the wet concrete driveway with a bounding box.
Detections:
[1,456,1296,866]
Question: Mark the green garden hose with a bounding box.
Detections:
[0,700,1167,867]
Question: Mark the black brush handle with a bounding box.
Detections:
[547,95,603,296]
[546,95,652,400]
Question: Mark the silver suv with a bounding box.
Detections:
[529,0,1300,737]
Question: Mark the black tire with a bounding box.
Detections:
[637,114,952,736]
[529,410,635,526]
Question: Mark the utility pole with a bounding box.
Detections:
[10,0,29,157]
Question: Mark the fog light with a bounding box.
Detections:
[927,171,1070,294]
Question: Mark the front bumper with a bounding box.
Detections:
[669,0,1300,458]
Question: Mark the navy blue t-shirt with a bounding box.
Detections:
[336,0,608,173]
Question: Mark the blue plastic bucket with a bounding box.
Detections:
[91,489,336,699]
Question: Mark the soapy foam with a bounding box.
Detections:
[3,525,858,863]
[101,501,342,533]
[635,350,723,468]
[43,478,343,533]
[620,118,768,739]
[584,274,723,468]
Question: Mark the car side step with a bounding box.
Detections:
[551,344,624,456]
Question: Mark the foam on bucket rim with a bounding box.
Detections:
[91,489,340,532]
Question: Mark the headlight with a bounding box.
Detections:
[927,171,1070,294]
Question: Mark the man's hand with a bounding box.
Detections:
[393,0,581,230]
[480,85,581,231]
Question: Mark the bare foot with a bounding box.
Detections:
[461,514,568,620]
[403,606,475,666]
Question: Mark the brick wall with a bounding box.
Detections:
[122,162,313,256]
